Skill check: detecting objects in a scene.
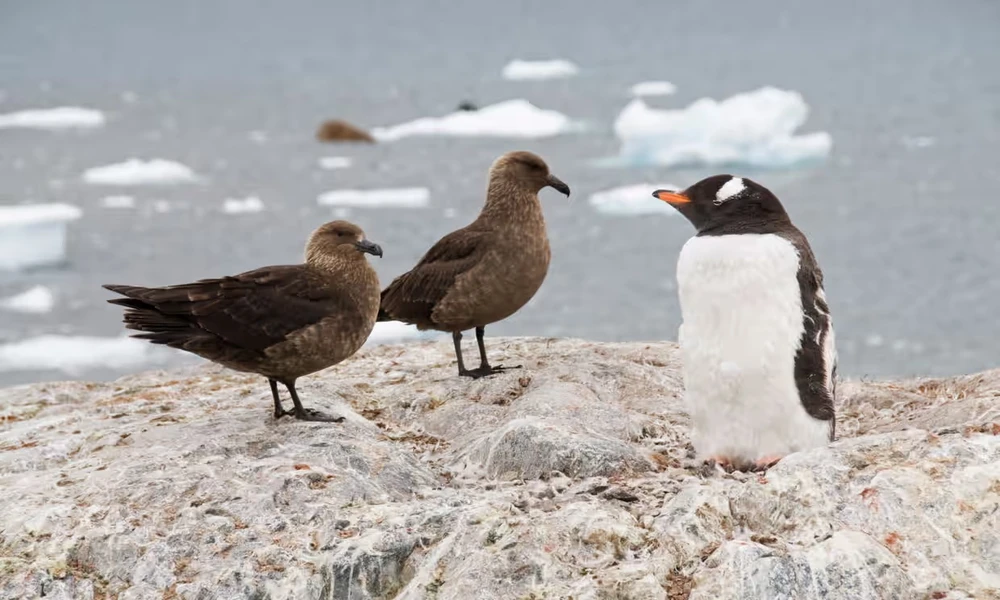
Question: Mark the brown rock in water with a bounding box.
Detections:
[377,150,570,378]
[103,220,383,422]
[315,119,375,143]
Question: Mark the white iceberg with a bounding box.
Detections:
[82,159,199,186]
[222,196,264,214]
[0,107,105,130]
[318,187,430,209]
[364,321,441,347]
[0,203,83,271]
[0,286,55,314]
[629,81,677,96]
[318,156,352,169]
[372,99,577,141]
[0,334,163,375]
[613,86,832,168]
[589,184,680,216]
[101,195,135,209]
[502,59,579,81]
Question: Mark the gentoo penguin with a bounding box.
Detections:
[378,151,570,378]
[653,175,836,471]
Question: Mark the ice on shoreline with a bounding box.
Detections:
[0,335,163,375]
[364,321,442,347]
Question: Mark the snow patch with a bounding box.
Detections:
[0,204,82,271]
[502,59,579,81]
[222,196,264,214]
[364,322,441,347]
[589,184,680,216]
[0,335,163,375]
[0,107,105,130]
[82,159,199,186]
[101,195,135,209]
[629,81,677,96]
[318,156,353,170]
[318,188,430,209]
[372,100,577,141]
[613,87,832,168]
[0,286,55,314]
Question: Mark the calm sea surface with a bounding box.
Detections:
[1,0,999,387]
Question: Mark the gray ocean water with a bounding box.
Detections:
[1,0,999,388]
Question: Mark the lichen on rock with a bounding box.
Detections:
[1,338,998,599]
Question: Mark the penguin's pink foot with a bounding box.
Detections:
[753,455,785,471]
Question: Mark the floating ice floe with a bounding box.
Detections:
[589,184,681,216]
[364,321,441,347]
[0,286,55,314]
[0,334,163,374]
[0,107,105,130]
[502,59,579,81]
[0,203,82,271]
[318,187,430,209]
[629,81,677,96]
[901,136,935,149]
[318,156,352,170]
[371,99,578,141]
[865,334,884,348]
[613,86,832,168]
[82,159,199,186]
[222,196,264,214]
[101,195,135,209]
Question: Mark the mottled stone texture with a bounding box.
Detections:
[1,338,998,599]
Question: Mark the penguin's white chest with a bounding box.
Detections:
[676,233,829,463]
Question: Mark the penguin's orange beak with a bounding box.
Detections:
[652,190,691,205]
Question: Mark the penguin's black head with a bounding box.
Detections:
[652,175,791,235]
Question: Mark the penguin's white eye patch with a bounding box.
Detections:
[715,177,745,205]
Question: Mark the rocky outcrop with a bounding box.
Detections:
[1,338,998,599]
[315,120,375,143]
